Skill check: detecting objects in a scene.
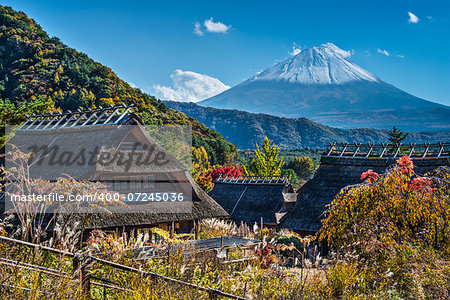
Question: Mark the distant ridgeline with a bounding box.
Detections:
[165,101,450,149]
[280,142,450,233]
[0,5,236,165]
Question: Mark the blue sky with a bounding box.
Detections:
[4,0,450,105]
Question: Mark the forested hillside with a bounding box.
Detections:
[0,5,236,165]
[166,101,450,149]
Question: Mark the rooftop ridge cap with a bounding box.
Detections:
[324,142,449,159]
[17,104,137,131]
[214,174,289,185]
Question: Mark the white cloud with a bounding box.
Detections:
[290,43,302,56]
[377,48,390,56]
[152,70,230,102]
[426,16,433,20]
[193,22,203,36]
[204,18,230,33]
[408,11,419,23]
[396,54,405,59]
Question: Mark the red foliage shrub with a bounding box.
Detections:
[209,165,243,182]
[411,176,434,192]
[397,155,414,175]
[361,169,379,183]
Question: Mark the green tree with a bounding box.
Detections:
[388,126,409,144]
[281,168,299,187]
[285,156,315,179]
[241,136,285,177]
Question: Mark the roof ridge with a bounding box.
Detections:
[215,174,288,185]
[17,104,139,131]
[324,142,450,159]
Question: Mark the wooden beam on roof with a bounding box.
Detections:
[113,107,132,124]
[18,117,32,130]
[26,116,42,129]
[51,114,68,129]
[34,116,51,129]
[437,142,444,158]
[80,112,98,126]
[102,108,121,124]
[422,143,430,158]
[352,143,361,157]
[365,143,374,157]
[379,143,387,158]
[60,113,77,128]
[70,113,87,127]
[326,142,336,156]
[339,143,348,157]
[91,110,110,125]
[42,115,61,129]
[393,144,401,158]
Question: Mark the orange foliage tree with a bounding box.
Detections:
[320,156,450,258]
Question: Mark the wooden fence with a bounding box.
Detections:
[0,235,247,300]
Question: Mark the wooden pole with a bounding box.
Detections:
[171,219,174,239]
[260,217,263,238]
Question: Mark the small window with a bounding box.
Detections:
[113,180,121,191]
[142,175,155,189]
[120,181,128,190]
[129,180,140,190]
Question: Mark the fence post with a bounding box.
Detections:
[260,217,263,239]
[73,254,91,299]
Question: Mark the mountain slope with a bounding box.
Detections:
[165,101,450,149]
[199,43,450,131]
[0,5,236,164]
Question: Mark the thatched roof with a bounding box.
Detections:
[1,105,228,229]
[280,143,450,232]
[208,176,297,225]
[6,125,188,180]
[74,175,227,230]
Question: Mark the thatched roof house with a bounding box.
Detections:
[280,143,450,234]
[2,104,227,233]
[208,175,297,226]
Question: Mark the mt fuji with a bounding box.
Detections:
[199,43,450,131]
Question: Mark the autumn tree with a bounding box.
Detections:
[241,136,285,177]
[192,146,210,168]
[191,146,213,192]
[320,155,450,257]
[285,156,315,179]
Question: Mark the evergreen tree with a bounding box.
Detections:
[241,136,285,177]
[388,126,409,144]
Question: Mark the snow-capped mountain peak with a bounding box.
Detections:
[252,43,379,84]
